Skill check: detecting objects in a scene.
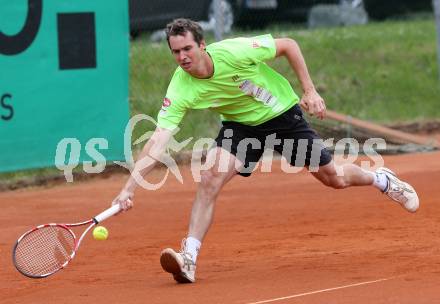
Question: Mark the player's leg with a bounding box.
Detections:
[310,160,419,213]
[160,122,264,283]
[273,104,419,213]
[188,146,240,242]
[309,160,374,189]
[160,147,239,283]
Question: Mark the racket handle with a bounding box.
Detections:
[93,204,121,223]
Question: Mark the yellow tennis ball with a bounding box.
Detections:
[93,226,108,241]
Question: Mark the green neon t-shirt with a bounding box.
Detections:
[157,34,299,129]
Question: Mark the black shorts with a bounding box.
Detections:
[215,104,332,177]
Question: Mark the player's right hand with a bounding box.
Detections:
[112,190,134,213]
[300,89,326,120]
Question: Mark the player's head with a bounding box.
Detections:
[165,18,206,73]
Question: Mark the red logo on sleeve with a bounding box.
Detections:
[162,97,171,107]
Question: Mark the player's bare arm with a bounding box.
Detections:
[112,127,173,211]
[274,38,326,120]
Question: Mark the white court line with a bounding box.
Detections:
[244,277,395,304]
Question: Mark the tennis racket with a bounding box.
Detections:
[12,203,123,278]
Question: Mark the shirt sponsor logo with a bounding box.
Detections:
[160,97,172,116]
[232,75,240,82]
[259,37,272,48]
[162,97,171,108]
[252,40,260,48]
[238,80,283,113]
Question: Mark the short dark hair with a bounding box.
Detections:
[165,18,204,48]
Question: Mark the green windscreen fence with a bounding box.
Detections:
[0,0,129,173]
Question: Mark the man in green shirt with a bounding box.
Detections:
[112,19,419,283]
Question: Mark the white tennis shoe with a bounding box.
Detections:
[160,241,196,283]
[376,167,419,213]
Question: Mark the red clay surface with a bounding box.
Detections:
[1,152,440,304]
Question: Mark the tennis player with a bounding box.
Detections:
[112,18,419,283]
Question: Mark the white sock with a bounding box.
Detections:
[371,171,388,192]
[185,237,201,263]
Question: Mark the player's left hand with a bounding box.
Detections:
[299,89,326,120]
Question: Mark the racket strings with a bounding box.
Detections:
[14,226,75,277]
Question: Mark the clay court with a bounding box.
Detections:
[1,152,440,304]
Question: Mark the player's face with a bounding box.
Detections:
[169,32,206,73]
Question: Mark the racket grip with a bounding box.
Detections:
[93,204,121,223]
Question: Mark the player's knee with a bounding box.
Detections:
[325,176,347,189]
[200,169,225,192]
[316,171,346,189]
[314,164,347,190]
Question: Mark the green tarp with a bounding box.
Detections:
[0,0,129,172]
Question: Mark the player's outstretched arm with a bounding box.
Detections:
[274,38,326,120]
[112,127,173,211]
